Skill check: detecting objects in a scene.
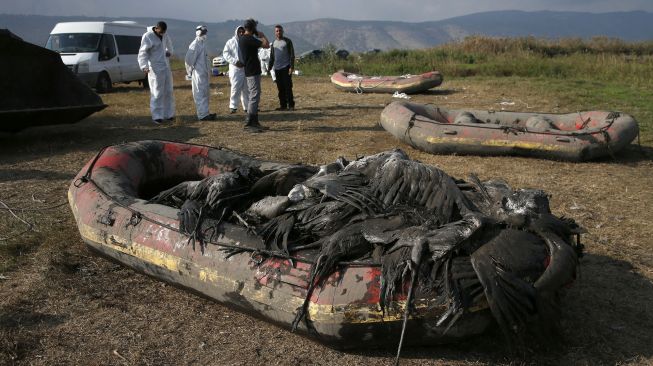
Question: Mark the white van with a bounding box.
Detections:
[46,21,147,93]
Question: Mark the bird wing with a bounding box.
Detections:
[178,199,203,236]
[370,158,474,225]
[470,228,563,340]
[149,180,199,206]
[250,165,318,198]
[304,170,382,214]
[257,212,296,254]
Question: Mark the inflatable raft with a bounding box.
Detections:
[0,29,106,132]
[380,101,639,161]
[68,140,581,350]
[330,71,443,94]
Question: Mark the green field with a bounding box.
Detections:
[299,36,653,142]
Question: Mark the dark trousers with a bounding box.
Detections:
[274,66,294,108]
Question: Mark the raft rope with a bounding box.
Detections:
[74,142,382,268]
[602,112,621,159]
[578,111,592,130]
[403,119,416,147]
[409,110,619,138]
[349,73,421,94]
[354,78,392,94]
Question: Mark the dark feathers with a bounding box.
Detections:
[149,149,582,355]
[292,221,374,331]
[250,165,318,198]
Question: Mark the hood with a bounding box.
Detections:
[233,25,244,38]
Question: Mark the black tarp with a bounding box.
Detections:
[0,29,106,132]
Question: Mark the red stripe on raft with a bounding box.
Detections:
[162,143,209,160]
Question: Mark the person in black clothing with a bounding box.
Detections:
[238,18,270,133]
[268,25,295,111]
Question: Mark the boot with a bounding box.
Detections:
[251,114,269,130]
[244,113,262,133]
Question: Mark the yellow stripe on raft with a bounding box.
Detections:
[79,223,182,272]
[75,221,440,323]
[424,136,574,151]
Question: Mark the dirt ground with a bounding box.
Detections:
[1,71,652,365]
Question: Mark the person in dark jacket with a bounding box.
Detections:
[238,18,270,133]
[268,25,295,111]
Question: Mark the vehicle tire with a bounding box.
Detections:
[96,72,112,93]
[141,77,149,90]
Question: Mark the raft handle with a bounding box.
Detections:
[556,137,571,143]
[443,130,458,135]
[73,176,88,187]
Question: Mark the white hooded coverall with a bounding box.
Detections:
[258,48,276,81]
[185,31,210,119]
[138,27,175,121]
[222,27,249,111]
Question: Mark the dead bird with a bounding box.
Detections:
[343,149,409,178]
[369,156,476,225]
[249,165,318,198]
[291,220,375,332]
[149,149,582,360]
[149,180,201,207]
[257,199,359,256]
[245,195,291,220]
[304,169,383,215]
[314,156,349,177]
[187,167,258,226]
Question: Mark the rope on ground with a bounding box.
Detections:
[0,199,37,241]
[0,201,68,212]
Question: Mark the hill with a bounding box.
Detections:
[1,10,652,55]
[282,11,653,52]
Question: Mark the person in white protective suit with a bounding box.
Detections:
[258,47,276,81]
[138,21,176,124]
[185,25,216,121]
[222,26,249,114]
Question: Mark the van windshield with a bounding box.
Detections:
[46,33,101,53]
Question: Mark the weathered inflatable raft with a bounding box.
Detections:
[331,71,443,94]
[68,140,582,349]
[380,101,639,161]
[0,29,106,132]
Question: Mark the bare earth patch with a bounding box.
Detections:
[1,71,652,365]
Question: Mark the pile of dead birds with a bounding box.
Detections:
[149,149,583,357]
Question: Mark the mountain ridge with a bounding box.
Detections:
[1,11,652,56]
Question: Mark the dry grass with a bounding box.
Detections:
[1,71,652,365]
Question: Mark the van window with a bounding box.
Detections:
[115,35,141,55]
[46,33,101,53]
[98,34,117,60]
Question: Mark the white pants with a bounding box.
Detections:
[148,66,175,120]
[229,68,249,111]
[192,69,210,119]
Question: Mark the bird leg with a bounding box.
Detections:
[291,255,325,333]
[395,239,427,366]
[231,211,257,235]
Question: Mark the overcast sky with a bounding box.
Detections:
[2,0,652,23]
